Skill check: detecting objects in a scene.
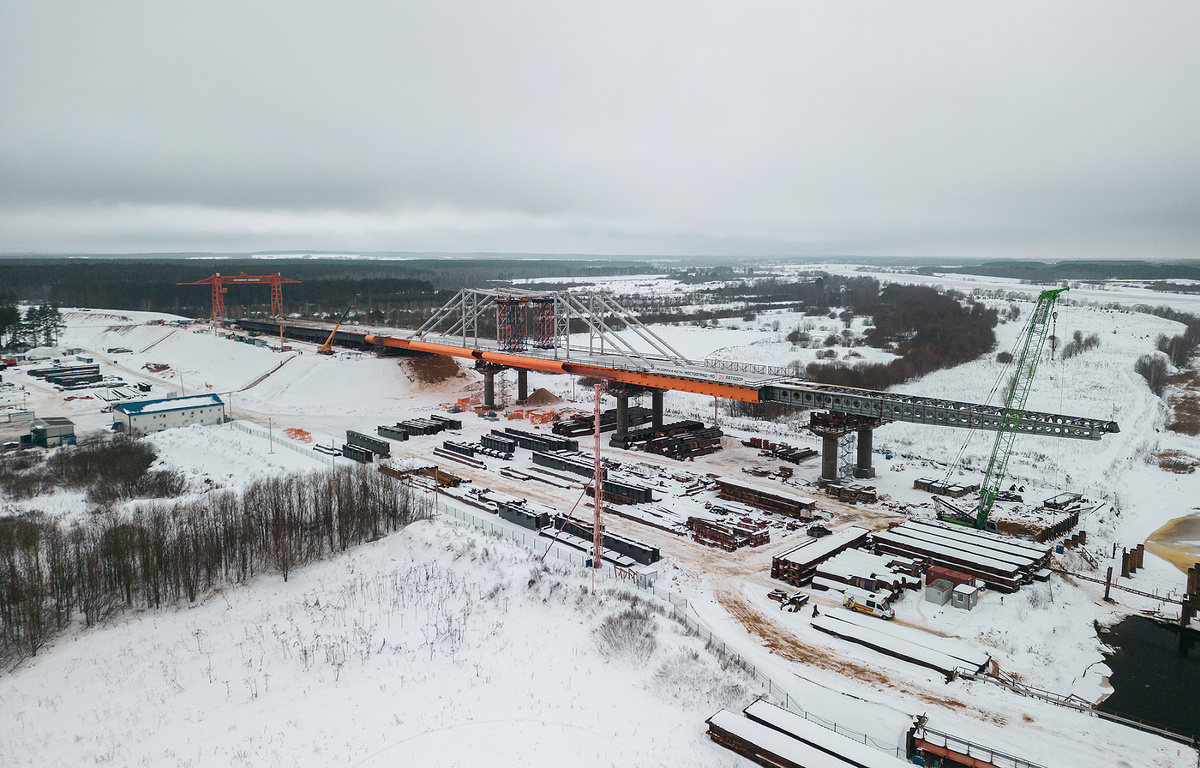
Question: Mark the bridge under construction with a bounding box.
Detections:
[238,286,1119,482]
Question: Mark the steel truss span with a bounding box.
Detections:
[759,383,1119,440]
[363,286,1121,441]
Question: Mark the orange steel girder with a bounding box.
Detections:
[363,334,762,402]
[178,273,302,326]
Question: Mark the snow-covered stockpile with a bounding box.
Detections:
[0,518,752,768]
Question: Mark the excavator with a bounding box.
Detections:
[317,303,355,355]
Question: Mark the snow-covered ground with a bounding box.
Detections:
[2,267,1198,767]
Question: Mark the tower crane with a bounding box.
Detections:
[944,286,1069,529]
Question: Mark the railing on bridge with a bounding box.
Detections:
[915,726,1048,768]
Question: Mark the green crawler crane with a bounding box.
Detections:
[967,285,1070,529]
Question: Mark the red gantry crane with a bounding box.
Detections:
[177,272,302,328]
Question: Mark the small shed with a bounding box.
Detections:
[952,583,979,611]
[925,578,953,606]
[31,417,76,447]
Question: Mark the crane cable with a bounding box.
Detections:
[938,298,1034,487]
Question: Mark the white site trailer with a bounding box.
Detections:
[114,394,226,436]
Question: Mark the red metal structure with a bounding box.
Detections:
[496,297,528,352]
[177,273,302,327]
[592,384,604,580]
[531,297,556,349]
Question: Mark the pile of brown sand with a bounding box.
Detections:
[406,355,462,384]
[522,387,563,406]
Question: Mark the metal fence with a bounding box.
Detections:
[432,494,909,760]
[435,498,593,569]
[229,420,337,469]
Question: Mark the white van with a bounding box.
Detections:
[842,591,895,620]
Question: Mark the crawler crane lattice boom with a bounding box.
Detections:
[972,286,1069,529]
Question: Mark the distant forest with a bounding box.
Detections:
[922,259,1200,283]
[0,257,655,320]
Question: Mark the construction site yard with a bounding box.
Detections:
[2,267,1199,767]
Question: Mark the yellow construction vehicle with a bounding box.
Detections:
[317,304,354,355]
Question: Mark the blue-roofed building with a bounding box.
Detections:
[113,394,226,436]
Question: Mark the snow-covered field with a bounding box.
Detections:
[2,266,1198,767]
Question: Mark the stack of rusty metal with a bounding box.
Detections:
[686,516,770,551]
[716,479,817,519]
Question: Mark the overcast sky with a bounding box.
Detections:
[2,2,1198,259]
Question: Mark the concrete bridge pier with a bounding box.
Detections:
[475,362,506,410]
[651,389,664,428]
[616,393,629,434]
[483,371,495,410]
[517,369,528,404]
[855,427,875,479]
[821,436,839,481]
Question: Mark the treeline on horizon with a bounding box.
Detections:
[923,259,1200,283]
[0,257,655,319]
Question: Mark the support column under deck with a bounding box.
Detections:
[517,369,528,403]
[483,371,496,410]
[616,394,629,434]
[651,389,664,428]
[855,427,875,479]
[821,436,838,481]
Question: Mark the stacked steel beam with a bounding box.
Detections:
[347,430,390,457]
[341,443,374,463]
[442,440,476,458]
[742,437,818,465]
[686,517,770,552]
[608,420,704,449]
[549,514,660,564]
[480,433,516,458]
[552,407,653,436]
[29,364,102,388]
[644,427,723,460]
[715,479,817,520]
[500,427,578,452]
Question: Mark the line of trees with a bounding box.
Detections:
[0,257,655,319]
[0,465,432,665]
[802,284,998,390]
[0,293,62,349]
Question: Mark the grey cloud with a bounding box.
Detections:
[2,1,1198,257]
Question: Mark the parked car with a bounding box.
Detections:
[807,524,832,538]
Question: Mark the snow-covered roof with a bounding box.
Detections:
[115,394,224,415]
[777,526,869,567]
